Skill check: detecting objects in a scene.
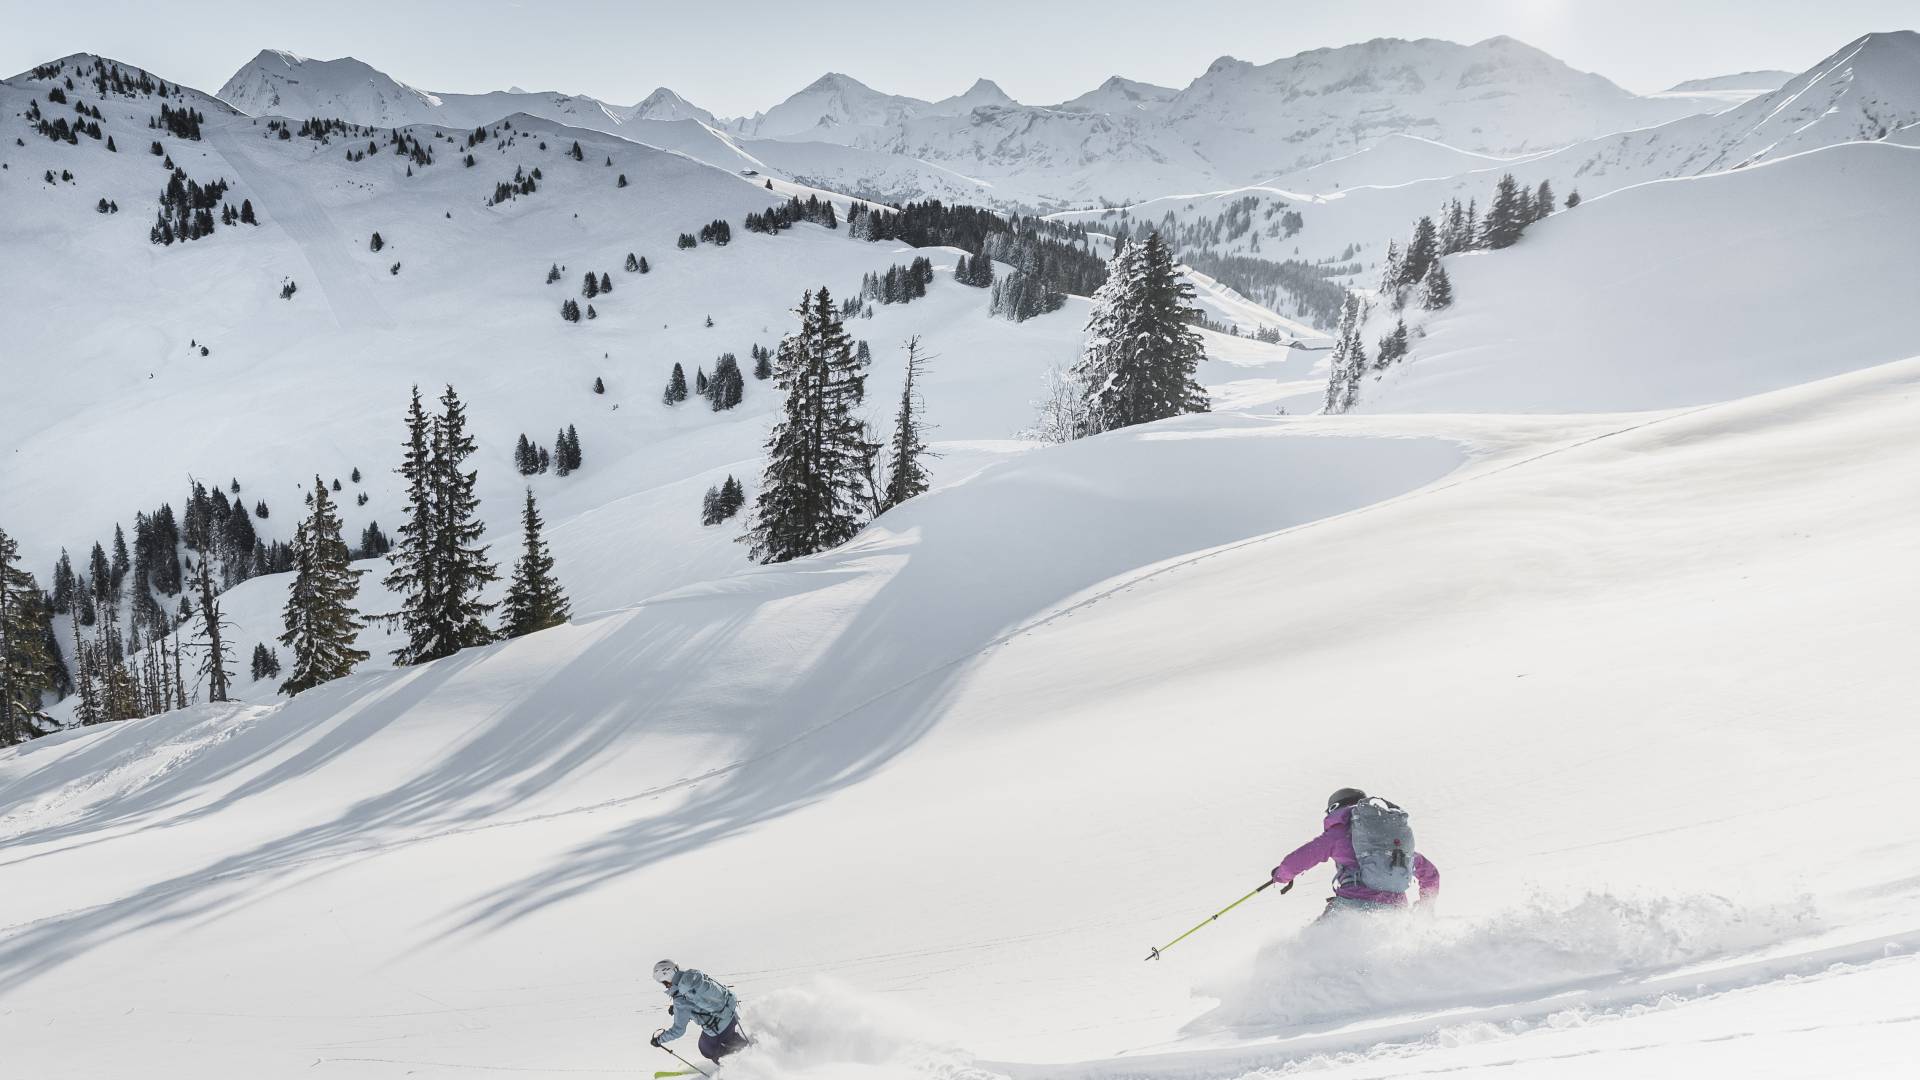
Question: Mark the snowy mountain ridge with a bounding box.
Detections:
[213,36,1728,209]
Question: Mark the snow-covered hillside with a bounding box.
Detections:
[1354,140,1920,413]
[6,339,1918,1079]
[7,24,1920,1080]
[2,54,1278,592]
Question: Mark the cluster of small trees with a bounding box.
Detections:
[149,168,232,245]
[559,298,592,322]
[1375,217,1453,315]
[749,343,773,380]
[954,251,995,288]
[697,219,733,246]
[513,426,584,477]
[743,294,935,563]
[856,257,936,308]
[153,102,203,140]
[487,165,541,206]
[989,270,1067,323]
[700,476,746,525]
[1428,173,1567,256]
[625,252,650,274]
[744,194,839,234]
[664,354,746,411]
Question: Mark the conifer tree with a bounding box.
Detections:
[1482,174,1525,249]
[663,363,689,404]
[499,489,571,638]
[52,549,75,614]
[392,386,498,662]
[1534,180,1555,223]
[744,289,875,564]
[1422,262,1454,310]
[0,526,54,746]
[1401,216,1440,289]
[1565,189,1582,209]
[1074,232,1209,434]
[881,336,934,512]
[249,642,281,681]
[386,387,438,664]
[625,252,639,272]
[279,479,366,695]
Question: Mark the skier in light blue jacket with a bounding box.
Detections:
[650,960,750,1064]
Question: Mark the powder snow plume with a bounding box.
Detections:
[718,977,1004,1080]
[1186,891,1822,1035]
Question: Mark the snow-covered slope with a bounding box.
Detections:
[1530,31,1920,195]
[1264,133,1535,192]
[3,54,1288,593]
[1049,30,1920,312]
[1659,68,1797,101]
[6,338,1918,1078]
[1357,140,1920,413]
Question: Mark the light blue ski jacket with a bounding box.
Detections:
[660,968,738,1041]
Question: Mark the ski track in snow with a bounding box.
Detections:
[206,125,398,330]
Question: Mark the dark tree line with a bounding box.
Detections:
[845,200,1107,304]
[745,194,839,234]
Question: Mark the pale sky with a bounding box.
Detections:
[2,0,1912,117]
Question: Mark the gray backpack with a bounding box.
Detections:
[1345,797,1416,892]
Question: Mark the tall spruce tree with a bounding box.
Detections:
[1422,262,1454,310]
[1482,173,1526,250]
[1074,232,1209,434]
[744,288,875,564]
[386,387,439,664]
[499,489,571,638]
[385,385,497,664]
[279,479,367,695]
[881,336,934,512]
[1402,216,1439,289]
[0,526,54,746]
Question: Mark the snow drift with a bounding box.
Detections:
[1190,891,1821,1034]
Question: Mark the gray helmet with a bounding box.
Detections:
[653,959,680,985]
[1326,787,1367,814]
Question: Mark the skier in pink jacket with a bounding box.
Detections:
[1273,788,1440,918]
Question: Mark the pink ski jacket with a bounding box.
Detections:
[1272,805,1440,905]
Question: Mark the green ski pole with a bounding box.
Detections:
[1144,879,1291,960]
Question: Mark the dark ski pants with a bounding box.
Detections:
[1313,894,1402,925]
[699,1019,751,1063]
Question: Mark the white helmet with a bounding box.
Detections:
[653,959,680,985]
